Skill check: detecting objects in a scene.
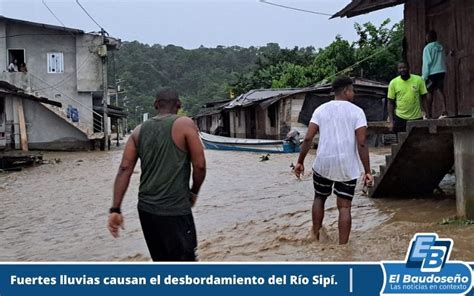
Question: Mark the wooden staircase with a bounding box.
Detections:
[370,120,455,198]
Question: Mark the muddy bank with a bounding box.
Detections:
[0,147,472,261]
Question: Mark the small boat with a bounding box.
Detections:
[199,132,300,153]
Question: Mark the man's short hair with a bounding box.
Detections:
[155,89,179,102]
[332,76,353,94]
[154,89,180,108]
[427,30,437,42]
[397,61,409,68]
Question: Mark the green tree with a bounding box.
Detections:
[115,19,403,127]
[352,19,404,82]
[311,35,356,83]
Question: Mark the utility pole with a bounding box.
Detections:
[100,28,109,150]
[115,79,126,143]
[115,80,119,147]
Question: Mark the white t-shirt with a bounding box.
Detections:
[310,100,367,182]
[8,63,18,72]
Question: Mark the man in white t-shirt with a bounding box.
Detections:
[7,59,18,72]
[295,76,373,245]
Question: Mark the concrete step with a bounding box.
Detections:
[371,127,454,198]
[369,175,380,196]
[379,165,386,176]
[88,132,104,140]
[398,131,408,143]
[391,143,400,156]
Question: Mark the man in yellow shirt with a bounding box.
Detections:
[387,62,428,133]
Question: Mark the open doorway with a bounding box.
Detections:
[7,49,25,71]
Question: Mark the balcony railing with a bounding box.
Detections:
[0,72,31,91]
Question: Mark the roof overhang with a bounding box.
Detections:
[93,104,127,119]
[0,15,84,34]
[0,81,62,107]
[331,0,405,18]
[0,15,121,46]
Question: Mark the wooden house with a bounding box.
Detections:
[298,78,388,125]
[196,79,387,140]
[194,100,231,136]
[333,0,474,117]
[224,88,315,140]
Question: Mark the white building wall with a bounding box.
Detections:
[0,21,106,132]
[0,20,7,71]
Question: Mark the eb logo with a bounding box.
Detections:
[405,233,452,273]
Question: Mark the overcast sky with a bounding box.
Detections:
[0,0,403,49]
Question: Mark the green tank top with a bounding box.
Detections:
[137,114,192,216]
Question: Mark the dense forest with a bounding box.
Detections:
[110,19,403,127]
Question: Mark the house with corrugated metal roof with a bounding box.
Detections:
[224,88,315,139]
[196,79,388,140]
[194,100,232,136]
[298,78,388,126]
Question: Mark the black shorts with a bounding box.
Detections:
[138,210,197,261]
[313,170,357,201]
[427,73,445,92]
[393,115,422,133]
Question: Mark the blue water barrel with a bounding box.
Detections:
[71,107,79,122]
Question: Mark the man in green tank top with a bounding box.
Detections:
[107,89,206,261]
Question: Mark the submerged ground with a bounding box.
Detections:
[1,144,472,261]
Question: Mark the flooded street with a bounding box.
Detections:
[1,145,473,261]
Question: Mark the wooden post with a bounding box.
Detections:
[454,130,474,219]
[17,99,28,152]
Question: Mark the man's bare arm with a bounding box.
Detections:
[355,126,370,174]
[112,128,139,209]
[108,127,139,238]
[355,126,373,186]
[420,94,429,117]
[295,122,319,178]
[387,99,396,130]
[184,120,206,197]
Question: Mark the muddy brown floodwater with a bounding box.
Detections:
[0,144,473,261]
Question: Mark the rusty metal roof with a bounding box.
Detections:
[331,0,405,18]
[225,88,316,109]
[196,78,388,116]
[194,100,231,118]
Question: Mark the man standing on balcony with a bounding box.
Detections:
[422,30,448,119]
[107,89,206,261]
[7,59,18,72]
[387,62,428,134]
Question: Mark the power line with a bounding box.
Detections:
[259,0,332,17]
[315,30,404,85]
[75,0,107,34]
[42,0,66,27]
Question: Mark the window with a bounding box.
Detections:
[47,52,64,73]
[7,49,25,72]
